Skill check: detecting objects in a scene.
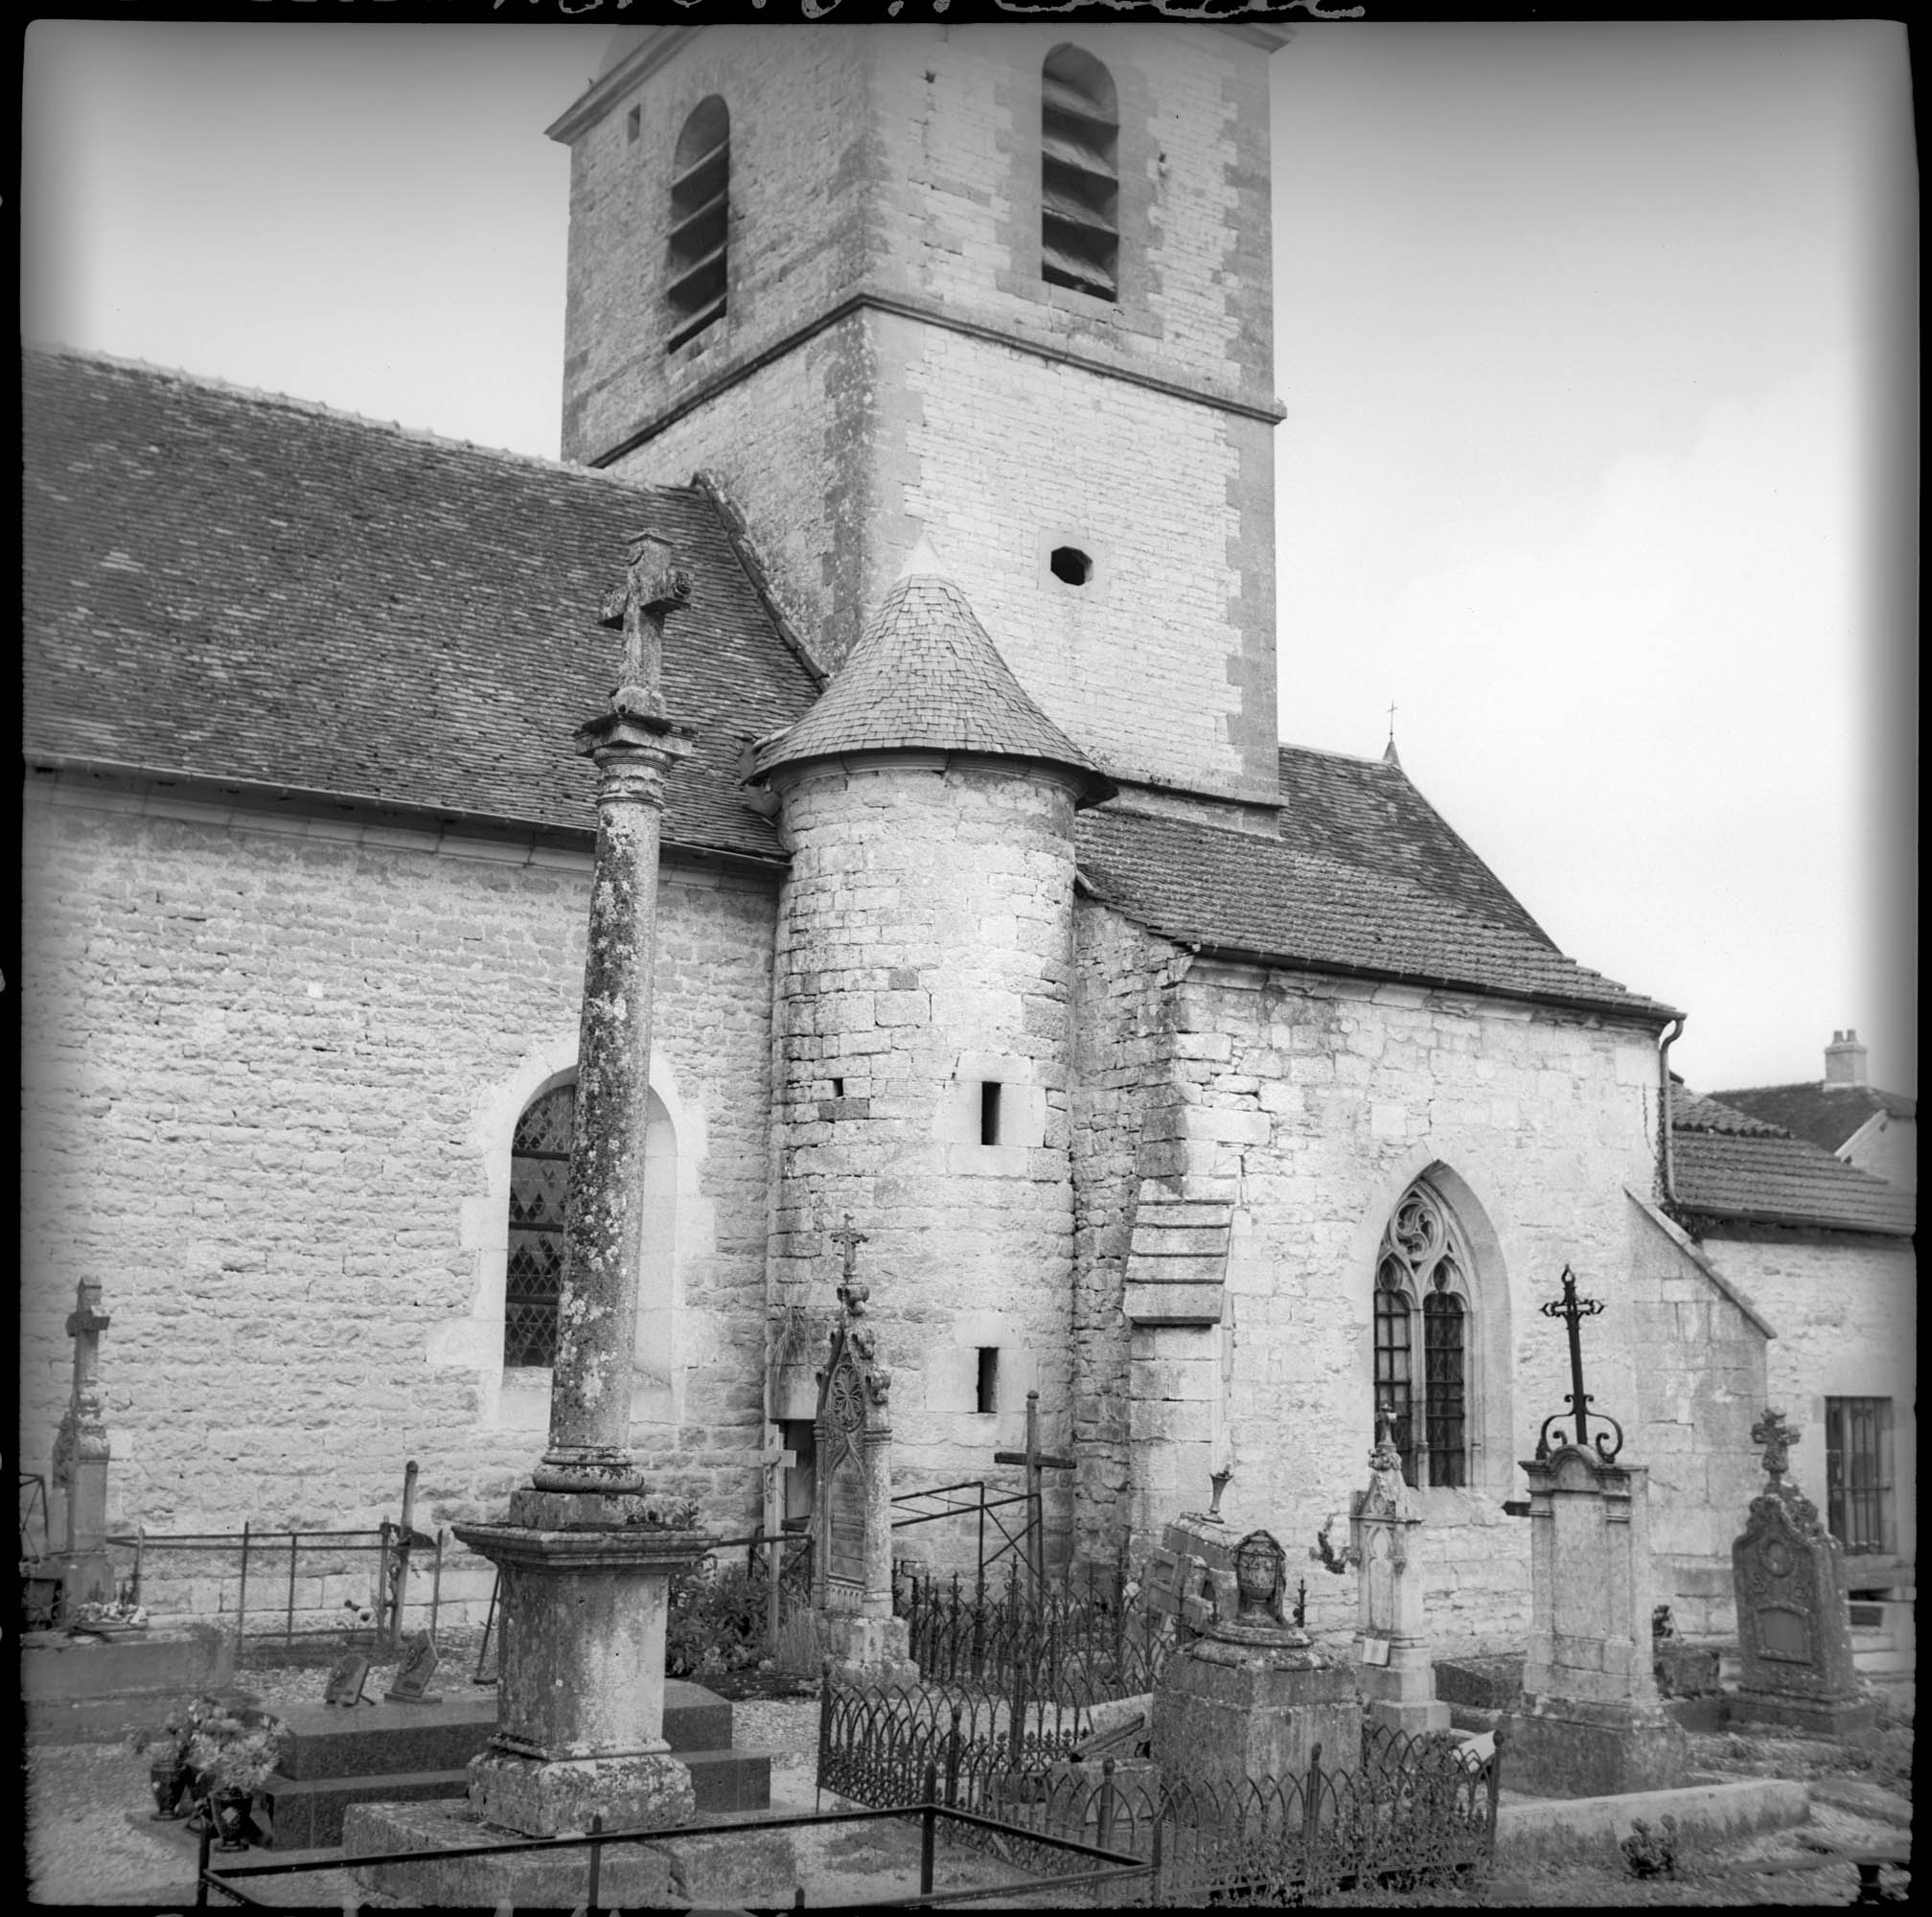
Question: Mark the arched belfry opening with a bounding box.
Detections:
[668,96,730,351]
[1041,46,1119,301]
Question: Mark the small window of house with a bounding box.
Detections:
[1041,46,1118,302]
[668,96,729,352]
[1825,1397,1895,1555]
[505,1081,575,1368]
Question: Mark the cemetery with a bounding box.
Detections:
[20,518,1913,1907]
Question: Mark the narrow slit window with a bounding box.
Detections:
[980,1081,1003,1145]
[977,1348,1000,1415]
[1041,46,1118,302]
[831,1077,845,1098]
[667,96,729,352]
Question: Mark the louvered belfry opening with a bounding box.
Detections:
[1041,46,1119,301]
[667,96,730,351]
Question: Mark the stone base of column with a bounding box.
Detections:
[820,1612,919,1690]
[1498,1694,1690,1798]
[1729,1686,1877,1737]
[468,1746,695,1837]
[1357,1636,1450,1737]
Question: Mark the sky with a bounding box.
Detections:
[20,16,1918,1098]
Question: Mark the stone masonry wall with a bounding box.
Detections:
[767,757,1081,1572]
[1094,952,1715,1662]
[18,785,778,1619]
[1702,1228,1918,1566]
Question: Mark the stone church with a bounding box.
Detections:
[22,21,1796,1656]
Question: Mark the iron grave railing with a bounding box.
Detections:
[818,1671,1504,1903]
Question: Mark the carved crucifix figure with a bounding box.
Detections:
[597,531,691,721]
[830,1214,870,1317]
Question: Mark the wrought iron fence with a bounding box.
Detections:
[817,1672,1503,1904]
[893,1559,1174,1723]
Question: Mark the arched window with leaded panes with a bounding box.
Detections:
[504,1080,574,1370]
[1373,1180,1474,1489]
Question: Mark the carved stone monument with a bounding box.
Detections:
[1499,1267,1689,1796]
[1146,1467,1239,1642]
[1152,1530,1360,1791]
[48,1278,117,1611]
[1350,1408,1449,1734]
[1730,1410,1875,1735]
[448,535,714,1839]
[812,1219,917,1687]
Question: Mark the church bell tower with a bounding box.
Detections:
[547,18,1291,811]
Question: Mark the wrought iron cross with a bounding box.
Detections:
[1534,1264,1624,1462]
[597,532,689,718]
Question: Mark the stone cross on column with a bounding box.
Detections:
[452,531,710,1844]
[51,1279,116,1606]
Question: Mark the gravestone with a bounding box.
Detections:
[1152,1529,1360,1791]
[1349,1410,1449,1734]
[1497,1267,1688,1796]
[1146,1467,1239,1642]
[1730,1410,1875,1735]
[811,1219,917,1687]
[47,1278,117,1610]
[324,1655,371,1708]
[384,1632,443,1704]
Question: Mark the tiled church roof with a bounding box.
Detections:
[1076,801,1677,1022]
[749,567,1113,804]
[1705,1080,1916,1154]
[24,347,1673,1021]
[1668,1086,1916,1236]
[22,347,819,862]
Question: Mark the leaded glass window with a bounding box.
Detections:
[1374,1183,1471,1489]
[504,1082,574,1369]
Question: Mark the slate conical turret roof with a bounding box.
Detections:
[749,541,1115,806]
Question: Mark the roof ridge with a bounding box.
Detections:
[24,339,668,495]
[1277,738,1402,771]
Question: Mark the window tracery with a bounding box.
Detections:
[1374,1181,1471,1488]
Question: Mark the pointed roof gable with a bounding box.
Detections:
[749,564,1114,804]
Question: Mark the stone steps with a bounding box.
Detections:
[258,1679,766,1849]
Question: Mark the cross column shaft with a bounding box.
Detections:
[536,721,689,1493]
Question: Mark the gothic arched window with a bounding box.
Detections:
[1373,1181,1472,1488]
[504,1081,574,1368]
[668,97,730,352]
[1041,47,1118,302]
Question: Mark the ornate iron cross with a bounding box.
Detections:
[1533,1264,1624,1463]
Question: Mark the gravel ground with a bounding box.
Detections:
[27,1650,1913,1909]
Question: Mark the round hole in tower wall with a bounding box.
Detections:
[1049,546,1092,587]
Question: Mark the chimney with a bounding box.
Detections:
[1824,1028,1869,1088]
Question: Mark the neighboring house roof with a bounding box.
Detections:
[1668,1086,1917,1236]
[749,563,1114,804]
[1705,1081,1917,1156]
[22,347,819,863]
[1076,798,1678,1022]
[1276,745,1551,944]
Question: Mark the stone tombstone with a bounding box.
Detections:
[1731,1410,1874,1735]
[1497,1443,1690,1796]
[1152,1528,1360,1793]
[1145,1468,1239,1642]
[811,1220,916,1687]
[325,1653,372,1707]
[1348,1412,1448,1734]
[385,1631,443,1704]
